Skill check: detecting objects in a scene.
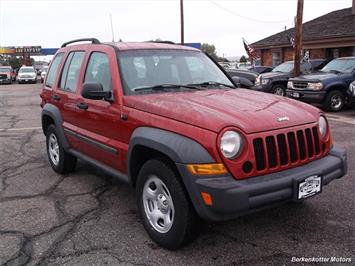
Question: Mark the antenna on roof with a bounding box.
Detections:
[110,13,115,42]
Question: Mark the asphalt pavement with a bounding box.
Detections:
[0,83,354,266]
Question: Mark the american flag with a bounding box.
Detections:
[243,39,258,60]
[290,37,296,48]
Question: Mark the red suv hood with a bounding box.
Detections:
[124,89,319,134]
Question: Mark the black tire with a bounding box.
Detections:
[324,90,345,112]
[136,159,200,250]
[271,84,286,96]
[46,125,77,174]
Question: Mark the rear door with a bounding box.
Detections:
[73,46,124,170]
[52,50,85,146]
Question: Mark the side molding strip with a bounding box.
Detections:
[64,128,118,155]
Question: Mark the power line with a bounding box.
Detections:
[208,0,293,24]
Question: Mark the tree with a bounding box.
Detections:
[239,55,247,63]
[201,43,218,61]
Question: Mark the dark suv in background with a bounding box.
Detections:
[253,59,327,96]
[287,57,355,112]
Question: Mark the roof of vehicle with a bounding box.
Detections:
[0,66,12,69]
[60,41,199,52]
[332,56,355,60]
[20,66,35,68]
[282,59,325,63]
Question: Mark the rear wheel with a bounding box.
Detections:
[271,84,286,96]
[46,125,77,174]
[136,159,199,250]
[324,90,345,112]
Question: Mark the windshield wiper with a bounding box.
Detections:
[133,84,202,92]
[187,81,236,89]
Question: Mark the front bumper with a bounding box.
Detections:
[0,78,12,84]
[18,77,36,82]
[346,91,355,106]
[177,148,347,221]
[286,89,326,103]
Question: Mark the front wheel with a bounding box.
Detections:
[136,159,199,250]
[271,84,286,96]
[324,90,345,112]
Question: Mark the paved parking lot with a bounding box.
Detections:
[0,83,354,266]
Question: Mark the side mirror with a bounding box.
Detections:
[231,76,241,87]
[81,82,111,101]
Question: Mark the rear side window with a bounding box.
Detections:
[84,52,113,92]
[60,51,85,92]
[45,53,64,88]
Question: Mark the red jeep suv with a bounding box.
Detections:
[40,38,347,249]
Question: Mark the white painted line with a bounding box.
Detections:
[0,126,42,132]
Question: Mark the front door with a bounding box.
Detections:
[73,49,123,170]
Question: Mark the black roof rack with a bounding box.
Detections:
[61,38,101,48]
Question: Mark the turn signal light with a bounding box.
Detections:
[201,192,213,206]
[186,163,227,175]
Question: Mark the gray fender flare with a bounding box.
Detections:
[41,103,70,149]
[128,127,215,175]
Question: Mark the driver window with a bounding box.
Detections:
[185,56,205,81]
[84,52,113,92]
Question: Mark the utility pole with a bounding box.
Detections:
[294,0,304,77]
[180,0,184,44]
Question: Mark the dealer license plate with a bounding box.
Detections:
[292,92,300,98]
[298,175,322,199]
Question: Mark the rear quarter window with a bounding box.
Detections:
[45,53,64,88]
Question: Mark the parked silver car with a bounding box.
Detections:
[17,66,37,84]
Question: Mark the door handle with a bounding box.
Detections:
[52,94,61,101]
[77,102,88,110]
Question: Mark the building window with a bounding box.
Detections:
[272,50,281,66]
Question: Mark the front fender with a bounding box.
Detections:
[128,127,215,165]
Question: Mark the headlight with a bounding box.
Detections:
[255,75,261,86]
[349,83,355,96]
[261,79,269,85]
[220,131,243,159]
[307,82,323,90]
[287,81,292,88]
[318,116,327,138]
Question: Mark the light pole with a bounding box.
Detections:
[180,0,184,44]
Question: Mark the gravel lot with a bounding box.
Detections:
[0,83,354,266]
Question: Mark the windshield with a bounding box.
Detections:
[0,67,11,72]
[118,49,233,95]
[321,58,355,74]
[272,62,294,73]
[42,67,49,72]
[19,68,35,73]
